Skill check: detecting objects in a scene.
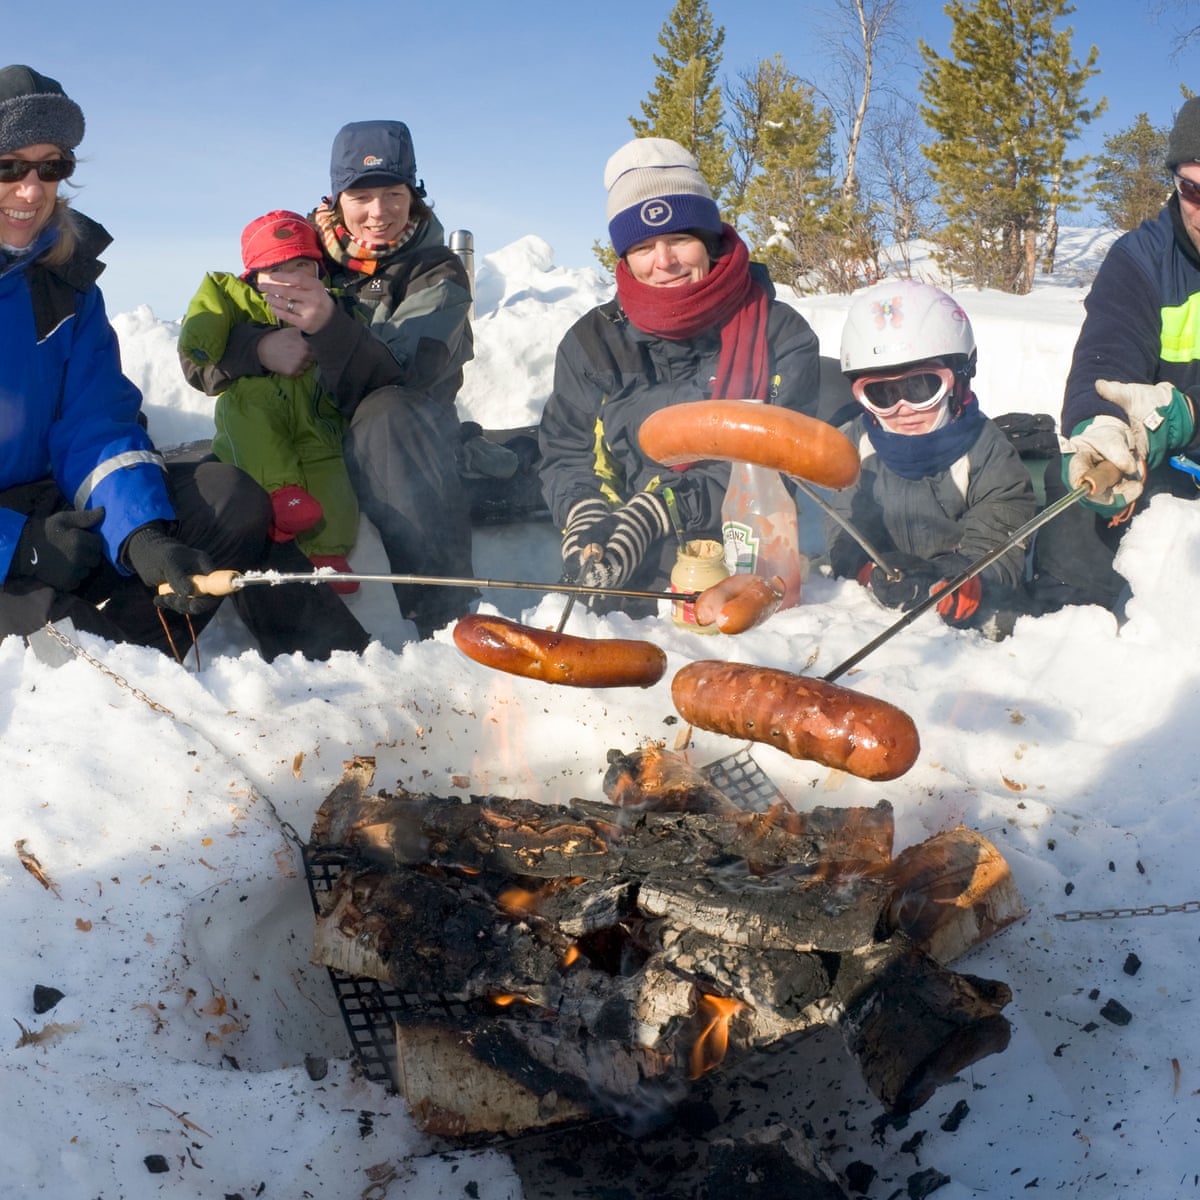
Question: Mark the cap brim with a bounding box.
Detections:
[339,171,408,194]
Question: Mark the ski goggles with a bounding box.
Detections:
[850,363,957,417]
[1174,173,1200,207]
[0,158,75,184]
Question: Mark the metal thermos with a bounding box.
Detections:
[449,229,475,319]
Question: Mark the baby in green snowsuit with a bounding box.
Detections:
[178,211,359,592]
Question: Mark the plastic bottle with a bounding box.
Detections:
[721,451,805,610]
[670,539,729,632]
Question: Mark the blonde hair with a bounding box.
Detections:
[36,198,79,267]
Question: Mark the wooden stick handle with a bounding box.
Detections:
[1081,457,1124,496]
[156,570,242,598]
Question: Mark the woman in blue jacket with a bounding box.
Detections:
[0,64,366,660]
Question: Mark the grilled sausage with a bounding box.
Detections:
[693,574,784,634]
[638,400,860,489]
[672,660,920,781]
[453,613,667,689]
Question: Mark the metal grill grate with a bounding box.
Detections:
[701,744,786,812]
[304,849,407,1090]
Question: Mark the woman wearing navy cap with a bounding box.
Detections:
[184,119,476,640]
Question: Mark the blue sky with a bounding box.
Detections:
[7,1,1192,317]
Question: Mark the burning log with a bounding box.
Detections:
[394,1024,594,1139]
[309,751,1023,1142]
[883,825,1027,964]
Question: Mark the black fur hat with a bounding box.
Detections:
[0,65,84,158]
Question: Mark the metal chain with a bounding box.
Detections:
[40,622,175,715]
[1054,900,1200,922]
[37,621,306,848]
[39,618,1195,889]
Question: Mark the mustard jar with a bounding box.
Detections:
[670,539,729,632]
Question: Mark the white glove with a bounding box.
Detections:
[1095,378,1195,471]
[1095,378,1180,427]
[1059,415,1145,507]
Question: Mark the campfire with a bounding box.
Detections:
[305,745,1024,1151]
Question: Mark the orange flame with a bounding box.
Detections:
[490,993,532,1008]
[562,944,580,968]
[471,675,540,797]
[690,992,745,1078]
[497,885,542,916]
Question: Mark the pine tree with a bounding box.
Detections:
[630,0,731,201]
[1095,114,1172,231]
[593,0,732,274]
[735,57,847,292]
[919,0,1103,294]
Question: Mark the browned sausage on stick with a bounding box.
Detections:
[672,660,920,781]
[453,613,667,689]
[693,574,784,634]
[638,400,861,490]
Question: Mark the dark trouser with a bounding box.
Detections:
[343,385,477,637]
[0,461,368,661]
[234,538,370,661]
[1031,450,1200,616]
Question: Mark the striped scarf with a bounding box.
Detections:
[311,199,420,276]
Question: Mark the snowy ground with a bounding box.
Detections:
[7,227,1200,1199]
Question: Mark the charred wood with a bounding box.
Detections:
[309,752,1022,1140]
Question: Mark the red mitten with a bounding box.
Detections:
[933,575,982,625]
[270,486,323,542]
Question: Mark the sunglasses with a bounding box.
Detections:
[1175,173,1200,207]
[0,158,75,184]
[850,363,957,417]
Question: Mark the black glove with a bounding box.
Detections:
[560,497,616,580]
[580,492,671,590]
[12,507,106,590]
[865,553,944,612]
[123,523,218,616]
[827,531,873,582]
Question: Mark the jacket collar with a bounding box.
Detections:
[1167,194,1200,271]
[0,209,111,291]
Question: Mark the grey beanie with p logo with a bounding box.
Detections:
[604,136,722,257]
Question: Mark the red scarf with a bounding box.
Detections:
[615,225,771,400]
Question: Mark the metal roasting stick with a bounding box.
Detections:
[788,474,897,577]
[820,461,1123,684]
[555,544,604,634]
[554,589,579,634]
[161,568,696,604]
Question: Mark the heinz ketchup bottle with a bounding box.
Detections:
[720,403,805,608]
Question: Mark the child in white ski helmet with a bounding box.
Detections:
[825,280,1037,637]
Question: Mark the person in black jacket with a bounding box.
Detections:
[538,137,822,610]
[184,121,476,639]
[1035,98,1200,614]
